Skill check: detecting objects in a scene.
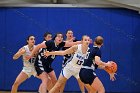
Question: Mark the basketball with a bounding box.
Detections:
[104,61,117,73]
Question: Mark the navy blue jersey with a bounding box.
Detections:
[83,46,101,69]
[35,40,65,67]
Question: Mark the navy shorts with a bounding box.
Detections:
[79,68,97,85]
[34,60,54,76]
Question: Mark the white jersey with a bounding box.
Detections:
[22,45,36,67]
[64,44,89,70]
[61,44,89,79]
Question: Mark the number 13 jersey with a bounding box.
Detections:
[64,44,89,70]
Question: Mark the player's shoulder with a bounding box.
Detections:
[92,46,100,50]
[45,40,55,46]
[23,45,28,48]
[22,45,28,50]
[46,40,54,43]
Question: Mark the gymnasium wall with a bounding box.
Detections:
[0,7,140,92]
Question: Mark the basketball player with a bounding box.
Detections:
[38,32,54,93]
[11,35,37,93]
[79,36,116,93]
[60,30,85,93]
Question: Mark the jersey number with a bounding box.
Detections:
[29,57,36,63]
[76,60,83,65]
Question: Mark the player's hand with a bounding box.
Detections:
[106,61,116,67]
[105,61,112,67]
[44,51,50,57]
[109,73,117,81]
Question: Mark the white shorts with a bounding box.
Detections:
[22,66,37,78]
[61,66,80,79]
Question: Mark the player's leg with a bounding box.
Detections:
[74,69,85,93]
[38,72,49,93]
[91,77,105,93]
[49,67,72,93]
[49,74,67,93]
[48,70,57,88]
[84,84,97,93]
[59,81,66,93]
[77,78,85,93]
[38,72,53,92]
[46,75,53,91]
[11,71,28,93]
[38,73,52,93]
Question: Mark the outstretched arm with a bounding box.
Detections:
[31,42,46,57]
[13,48,25,60]
[44,45,77,56]
[64,41,81,47]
